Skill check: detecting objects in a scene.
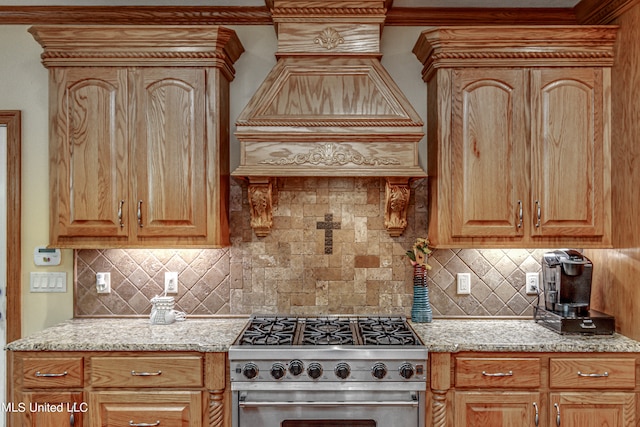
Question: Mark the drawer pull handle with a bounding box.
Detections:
[482,370,513,377]
[577,371,609,378]
[131,370,162,376]
[35,371,68,377]
[533,402,539,427]
[554,403,560,426]
[129,421,160,427]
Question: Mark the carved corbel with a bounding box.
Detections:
[247,177,275,237]
[384,178,411,237]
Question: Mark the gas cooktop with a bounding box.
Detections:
[229,315,427,386]
[234,315,423,347]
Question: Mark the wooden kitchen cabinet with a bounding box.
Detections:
[428,352,639,427]
[548,357,636,427]
[9,355,86,427]
[29,25,244,248]
[90,391,203,427]
[455,391,541,427]
[453,356,542,427]
[8,351,230,427]
[413,26,616,248]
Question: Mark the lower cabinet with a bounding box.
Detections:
[90,391,202,427]
[549,392,636,427]
[455,391,541,427]
[20,391,85,427]
[428,352,639,427]
[8,351,229,427]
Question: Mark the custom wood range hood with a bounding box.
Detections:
[232,0,426,237]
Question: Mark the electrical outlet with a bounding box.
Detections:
[165,272,179,294]
[96,272,111,294]
[526,272,539,295]
[457,273,471,295]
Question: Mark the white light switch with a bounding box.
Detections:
[30,272,67,293]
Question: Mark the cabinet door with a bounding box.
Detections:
[549,392,635,427]
[131,67,207,239]
[450,69,528,239]
[20,391,85,427]
[455,391,541,427]
[90,390,202,427]
[530,68,606,238]
[50,67,128,240]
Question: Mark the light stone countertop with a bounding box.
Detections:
[6,317,640,353]
[5,317,249,352]
[410,319,640,353]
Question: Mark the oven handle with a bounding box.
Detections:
[240,401,420,408]
[239,392,420,408]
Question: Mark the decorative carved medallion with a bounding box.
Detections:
[314,27,345,50]
[259,143,401,167]
[384,179,410,237]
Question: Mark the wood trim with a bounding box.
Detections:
[0,5,576,26]
[0,6,272,25]
[575,0,640,24]
[0,2,635,26]
[1,110,21,343]
[387,7,578,25]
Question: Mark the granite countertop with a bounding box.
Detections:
[6,317,640,353]
[5,317,249,352]
[410,319,640,353]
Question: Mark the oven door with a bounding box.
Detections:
[235,389,424,427]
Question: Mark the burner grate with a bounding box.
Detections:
[301,317,356,345]
[239,316,298,345]
[358,317,420,346]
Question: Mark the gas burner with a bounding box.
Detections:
[239,316,297,345]
[302,318,355,345]
[358,317,420,346]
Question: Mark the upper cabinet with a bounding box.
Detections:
[414,26,617,248]
[29,25,243,248]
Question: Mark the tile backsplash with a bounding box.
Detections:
[75,177,542,318]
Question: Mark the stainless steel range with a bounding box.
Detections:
[229,315,428,427]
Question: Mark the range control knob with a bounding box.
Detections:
[399,363,415,380]
[371,362,388,380]
[289,360,304,376]
[242,363,259,379]
[307,362,323,380]
[270,362,286,380]
[334,362,351,380]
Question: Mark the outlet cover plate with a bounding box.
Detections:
[457,273,471,295]
[526,272,539,295]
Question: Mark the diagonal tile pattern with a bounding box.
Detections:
[75,178,545,318]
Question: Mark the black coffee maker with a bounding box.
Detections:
[535,249,614,334]
[542,249,593,316]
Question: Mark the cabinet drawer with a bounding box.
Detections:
[22,357,84,388]
[455,357,541,388]
[90,391,202,427]
[549,358,636,389]
[91,356,203,388]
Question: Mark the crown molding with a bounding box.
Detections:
[575,0,640,24]
[0,1,634,27]
[0,6,272,25]
[0,5,578,26]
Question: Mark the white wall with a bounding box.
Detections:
[0,23,427,336]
